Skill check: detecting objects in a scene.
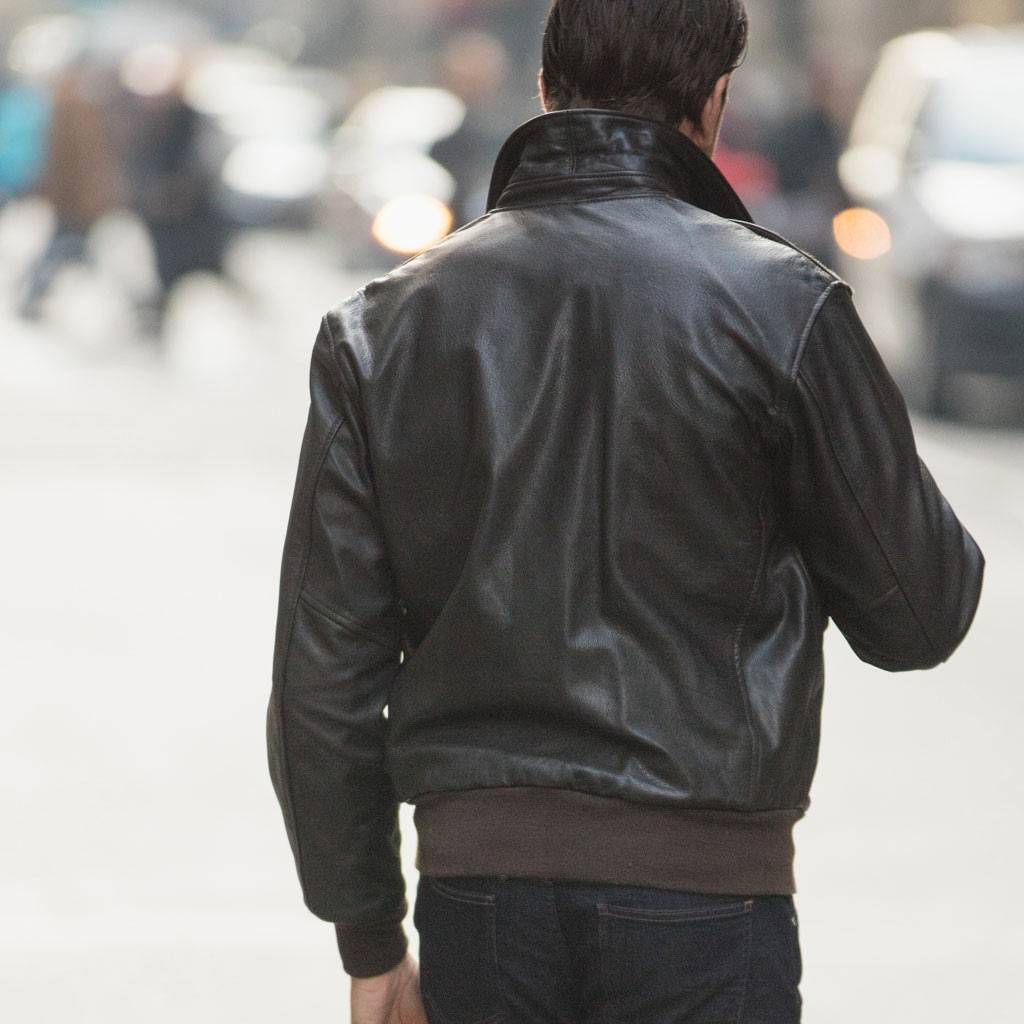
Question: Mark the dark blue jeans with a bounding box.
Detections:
[413,874,802,1024]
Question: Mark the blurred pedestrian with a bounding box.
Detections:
[0,64,50,206]
[17,57,126,320]
[267,2,986,1022]
[117,44,228,341]
[428,29,511,225]
[758,62,848,264]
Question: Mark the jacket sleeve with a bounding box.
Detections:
[266,309,409,978]
[774,282,985,671]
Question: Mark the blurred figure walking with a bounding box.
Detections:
[429,29,511,225]
[17,57,126,320]
[117,44,228,341]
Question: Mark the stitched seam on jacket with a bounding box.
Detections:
[498,170,669,193]
[779,286,942,659]
[276,378,347,904]
[298,590,400,650]
[940,546,984,662]
[323,303,405,649]
[492,191,676,213]
[729,219,849,283]
[776,279,845,425]
[795,364,942,662]
[733,477,770,804]
[842,583,901,624]
[734,283,844,804]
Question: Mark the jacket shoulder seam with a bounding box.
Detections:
[727,219,849,284]
[775,279,848,426]
[321,306,363,404]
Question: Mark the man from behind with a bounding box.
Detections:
[267,2,986,1022]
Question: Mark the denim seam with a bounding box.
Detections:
[545,884,575,997]
[601,900,752,923]
[488,896,511,1024]
[733,908,754,1024]
[426,876,496,907]
[596,907,615,1024]
[419,880,507,1024]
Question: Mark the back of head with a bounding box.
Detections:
[541,0,748,130]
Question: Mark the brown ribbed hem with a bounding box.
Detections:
[413,786,803,895]
[335,919,408,978]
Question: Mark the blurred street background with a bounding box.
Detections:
[1,1,1022,1021]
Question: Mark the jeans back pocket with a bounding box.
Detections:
[597,889,754,1024]
[413,875,507,1024]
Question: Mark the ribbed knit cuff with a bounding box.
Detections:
[335,919,409,978]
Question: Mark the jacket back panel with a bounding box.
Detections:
[338,192,837,812]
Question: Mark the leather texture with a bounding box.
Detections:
[266,108,986,958]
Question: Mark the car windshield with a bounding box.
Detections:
[917,51,1024,164]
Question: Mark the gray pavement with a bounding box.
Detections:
[2,222,1021,1022]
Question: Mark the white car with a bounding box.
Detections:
[836,24,1024,416]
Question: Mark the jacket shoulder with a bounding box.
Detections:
[724,218,849,289]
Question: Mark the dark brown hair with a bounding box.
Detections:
[541,0,748,128]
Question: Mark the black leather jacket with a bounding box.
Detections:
[267,108,985,976]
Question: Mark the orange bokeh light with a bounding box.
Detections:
[833,207,893,260]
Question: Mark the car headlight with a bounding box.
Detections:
[371,195,454,255]
[833,207,893,261]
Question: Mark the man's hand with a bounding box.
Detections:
[350,951,428,1024]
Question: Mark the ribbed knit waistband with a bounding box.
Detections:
[412,785,803,895]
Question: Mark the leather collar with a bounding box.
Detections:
[485,107,752,222]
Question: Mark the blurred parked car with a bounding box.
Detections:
[837,25,1024,417]
[318,85,466,268]
[186,44,344,231]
